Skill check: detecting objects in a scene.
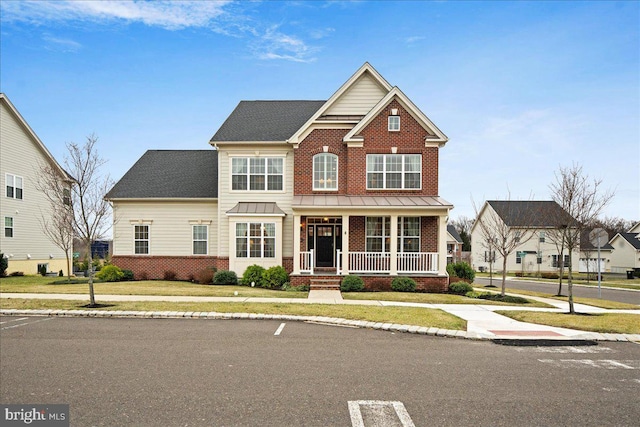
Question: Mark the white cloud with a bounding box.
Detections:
[0,0,320,62]
[42,34,82,52]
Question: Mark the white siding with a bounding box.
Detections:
[608,235,640,271]
[0,99,69,274]
[112,200,218,256]
[217,146,294,270]
[324,73,388,116]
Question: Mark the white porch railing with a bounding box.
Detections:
[397,252,438,273]
[336,251,438,274]
[300,249,314,274]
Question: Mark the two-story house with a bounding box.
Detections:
[107,63,453,291]
[0,93,74,275]
[471,200,580,275]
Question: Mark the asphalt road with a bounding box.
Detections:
[1,316,639,426]
[475,276,640,305]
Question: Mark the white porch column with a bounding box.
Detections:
[438,214,448,275]
[390,215,398,275]
[293,214,301,274]
[341,215,349,275]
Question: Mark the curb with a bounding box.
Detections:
[2,309,639,343]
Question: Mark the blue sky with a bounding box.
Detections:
[1,0,638,221]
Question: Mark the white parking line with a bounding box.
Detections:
[538,359,639,369]
[274,322,286,336]
[1,317,54,330]
[348,400,415,427]
[0,317,29,324]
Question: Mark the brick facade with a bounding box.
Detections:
[112,256,222,281]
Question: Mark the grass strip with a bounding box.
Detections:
[343,291,553,307]
[495,287,640,310]
[0,277,308,298]
[0,298,466,330]
[496,310,640,335]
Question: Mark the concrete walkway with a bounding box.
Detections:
[1,291,639,343]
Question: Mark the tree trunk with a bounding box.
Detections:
[556,250,564,296]
[87,252,96,306]
[501,257,508,296]
[567,263,574,314]
[65,249,72,283]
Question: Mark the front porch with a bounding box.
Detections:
[299,249,439,275]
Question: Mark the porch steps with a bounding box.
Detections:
[309,278,341,291]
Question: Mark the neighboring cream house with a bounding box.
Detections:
[0,93,73,275]
[107,63,453,291]
[471,200,579,274]
[608,222,640,274]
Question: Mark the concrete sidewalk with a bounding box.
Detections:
[1,291,639,343]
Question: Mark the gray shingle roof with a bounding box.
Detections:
[487,200,576,227]
[210,100,325,142]
[105,150,218,199]
[447,225,463,242]
[619,232,640,250]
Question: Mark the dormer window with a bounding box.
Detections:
[388,115,400,132]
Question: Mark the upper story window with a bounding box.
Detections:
[539,231,546,243]
[134,225,150,254]
[366,154,421,190]
[5,174,23,200]
[232,157,283,191]
[313,153,338,191]
[193,225,208,255]
[388,115,400,131]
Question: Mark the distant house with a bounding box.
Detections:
[578,230,613,273]
[471,200,579,274]
[0,94,74,275]
[447,224,463,264]
[106,63,454,291]
[608,222,640,274]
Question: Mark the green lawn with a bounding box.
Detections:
[489,287,640,310]
[343,291,553,307]
[0,276,308,298]
[0,298,466,331]
[496,310,640,334]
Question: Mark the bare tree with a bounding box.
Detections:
[65,134,113,307]
[592,216,636,237]
[549,163,614,314]
[450,216,473,251]
[546,225,568,296]
[473,200,536,296]
[33,162,75,281]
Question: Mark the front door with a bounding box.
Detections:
[315,226,334,267]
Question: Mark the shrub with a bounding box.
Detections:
[282,283,310,292]
[213,270,238,285]
[58,270,64,277]
[262,266,288,289]
[391,277,417,292]
[163,270,177,281]
[446,262,475,282]
[0,253,8,277]
[341,275,365,292]
[476,293,530,304]
[241,264,265,287]
[137,271,149,281]
[96,265,124,282]
[449,281,474,295]
[196,269,214,285]
[9,271,24,276]
[541,272,559,279]
[38,265,47,276]
[121,269,134,281]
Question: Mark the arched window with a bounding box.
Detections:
[313,153,338,190]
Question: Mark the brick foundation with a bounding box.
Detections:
[112,256,222,281]
[290,274,448,293]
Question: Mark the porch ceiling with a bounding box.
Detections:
[292,195,453,213]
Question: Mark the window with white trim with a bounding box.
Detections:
[5,174,23,199]
[134,225,149,254]
[193,225,208,255]
[397,217,420,252]
[552,254,570,268]
[231,157,283,191]
[366,217,420,252]
[236,222,275,258]
[4,217,14,238]
[366,154,421,189]
[539,231,546,243]
[484,251,495,262]
[388,116,400,131]
[313,153,338,190]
